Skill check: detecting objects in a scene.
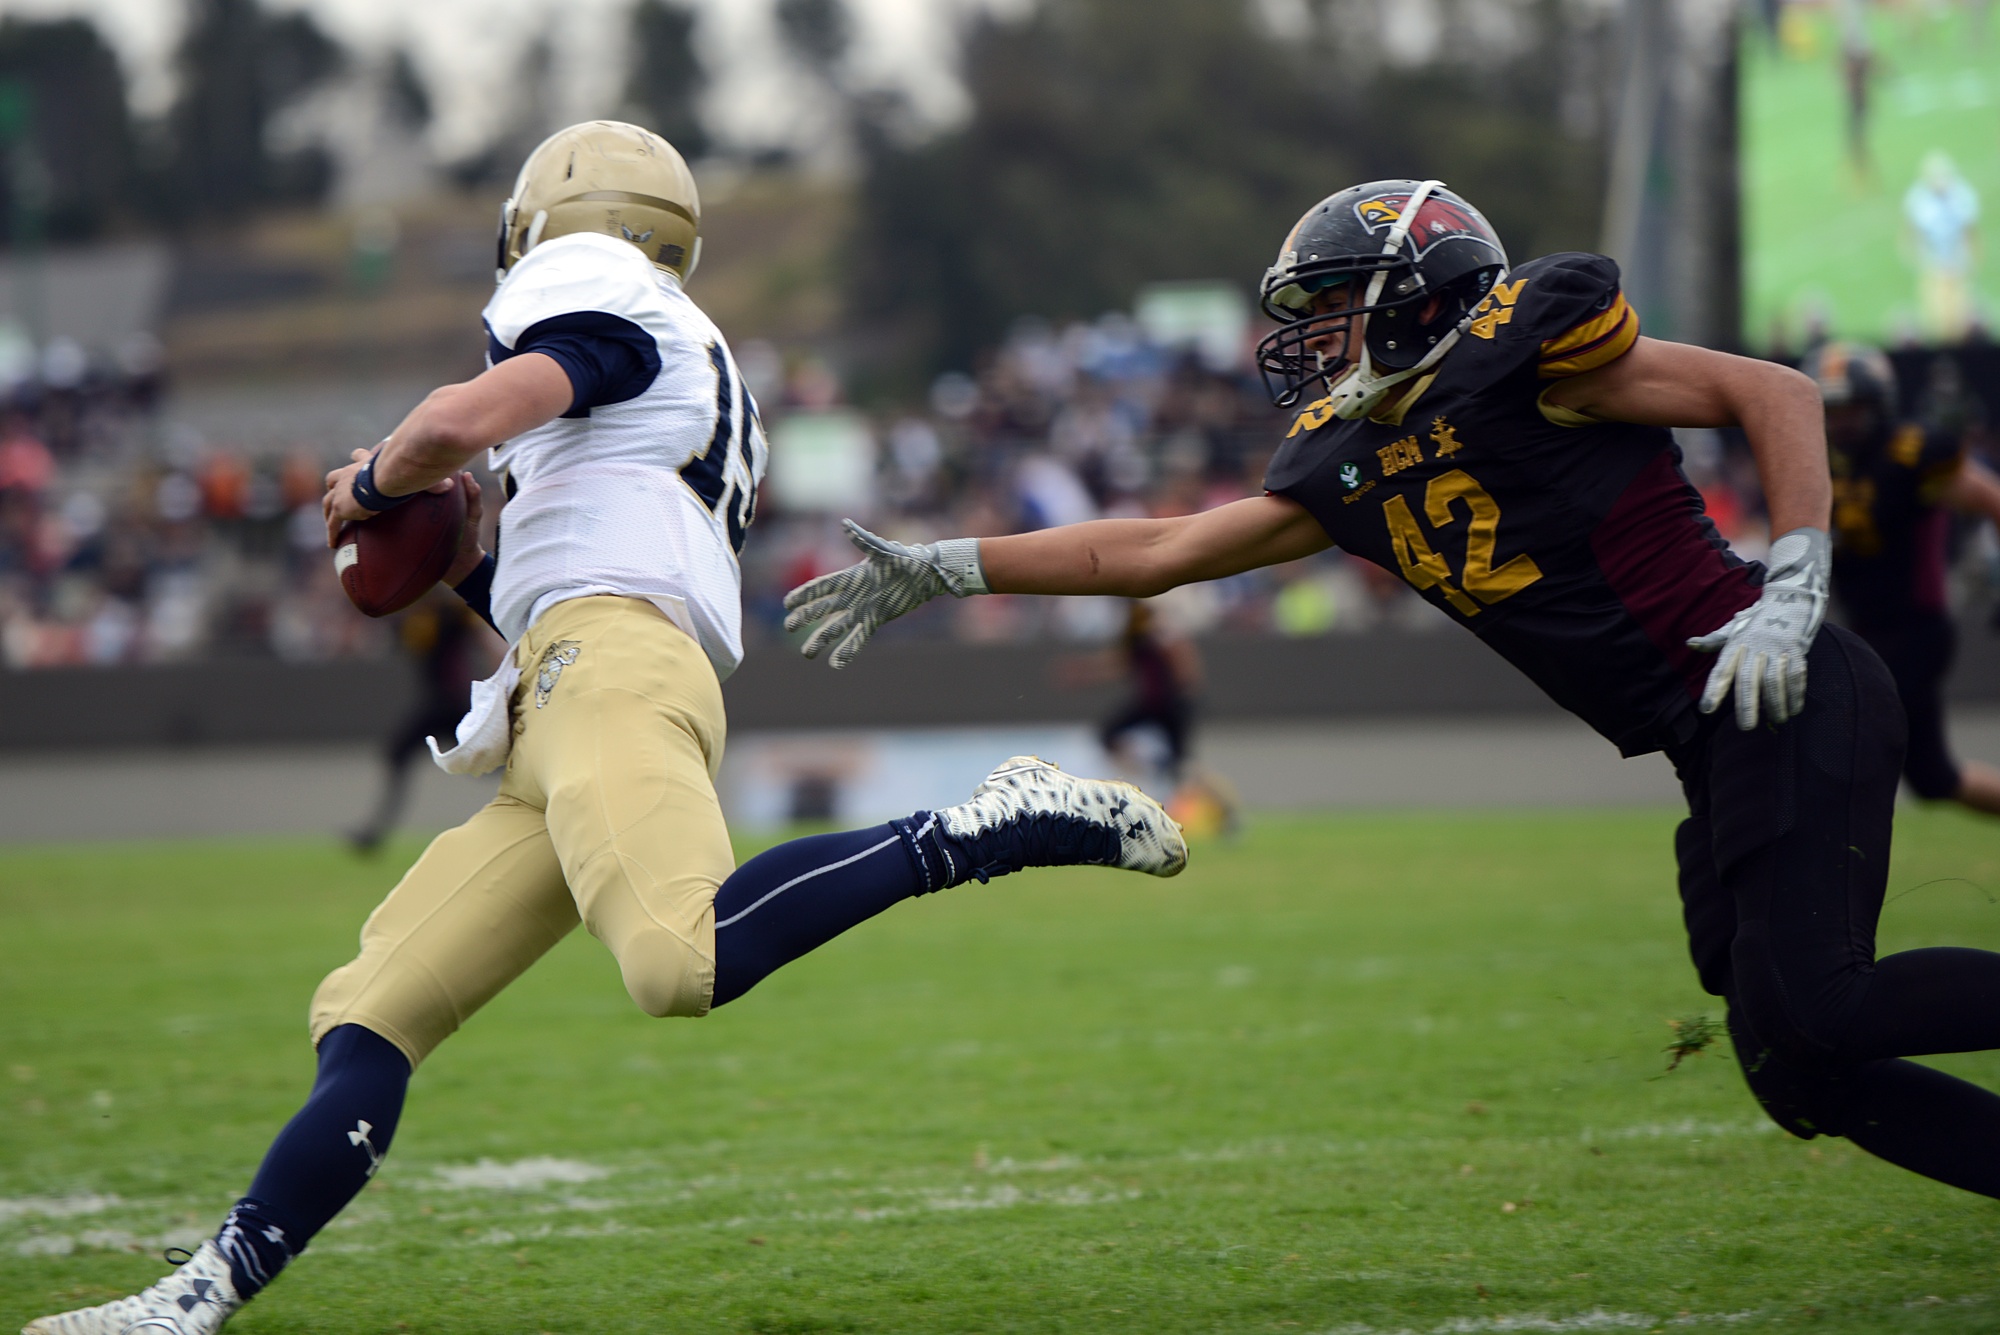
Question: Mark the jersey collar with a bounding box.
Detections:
[1366,370,1440,426]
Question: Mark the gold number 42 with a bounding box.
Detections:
[1381,469,1543,617]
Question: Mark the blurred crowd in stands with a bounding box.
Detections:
[1,314,1995,670]
[0,332,387,669]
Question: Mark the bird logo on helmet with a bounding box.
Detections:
[1257,179,1508,420]
[1353,189,1497,260]
[495,120,703,284]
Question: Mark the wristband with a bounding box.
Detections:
[931,538,989,597]
[350,452,413,513]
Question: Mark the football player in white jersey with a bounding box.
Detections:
[23,121,1184,1335]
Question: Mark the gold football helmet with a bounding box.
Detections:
[496,120,701,282]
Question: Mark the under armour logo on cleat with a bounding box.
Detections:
[348,1119,386,1177]
[178,1280,215,1311]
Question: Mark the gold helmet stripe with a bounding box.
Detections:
[568,190,697,226]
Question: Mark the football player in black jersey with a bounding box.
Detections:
[1809,340,2000,816]
[787,180,2000,1200]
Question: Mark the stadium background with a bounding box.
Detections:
[7,3,2000,1332]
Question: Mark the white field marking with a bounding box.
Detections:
[469,1221,634,1248]
[1319,1311,1757,1334]
[331,1176,1143,1251]
[12,1226,204,1259]
[981,1155,1083,1175]
[430,1157,612,1190]
[804,1184,1141,1223]
[1582,1118,1778,1143]
[1176,1139,1300,1163]
[0,1193,121,1224]
[524,1197,619,1214]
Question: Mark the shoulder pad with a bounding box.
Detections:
[484,233,665,350]
[1467,253,1637,380]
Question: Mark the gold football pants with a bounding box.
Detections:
[311,595,733,1068]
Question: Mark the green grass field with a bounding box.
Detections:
[1742,5,2000,345]
[5,811,2000,1334]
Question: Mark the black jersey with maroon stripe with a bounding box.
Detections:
[1264,252,1760,756]
[1830,422,1964,624]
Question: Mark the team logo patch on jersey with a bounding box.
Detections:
[1430,416,1463,457]
[1340,462,1363,491]
[535,641,583,709]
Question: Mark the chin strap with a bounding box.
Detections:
[1323,179,1486,421]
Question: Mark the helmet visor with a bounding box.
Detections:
[1267,272,1353,319]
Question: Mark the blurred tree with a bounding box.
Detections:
[0,19,140,245]
[849,0,1602,387]
[775,0,853,86]
[385,47,433,133]
[169,0,345,219]
[444,31,555,187]
[623,0,708,158]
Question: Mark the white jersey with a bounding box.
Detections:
[483,232,766,678]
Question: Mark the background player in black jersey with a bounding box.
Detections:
[788,179,2000,1200]
[1806,340,2000,816]
[347,587,494,854]
[1064,600,1241,837]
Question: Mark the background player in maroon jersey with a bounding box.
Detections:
[1806,340,2000,816]
[788,179,2000,1200]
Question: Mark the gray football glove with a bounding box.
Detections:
[783,519,988,669]
[1687,526,1829,731]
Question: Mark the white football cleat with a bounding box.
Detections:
[23,1241,242,1335]
[935,755,1187,881]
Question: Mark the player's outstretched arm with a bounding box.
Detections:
[323,354,573,542]
[785,496,1330,668]
[1542,335,1830,535]
[1544,335,1831,730]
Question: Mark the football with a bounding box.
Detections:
[333,482,468,617]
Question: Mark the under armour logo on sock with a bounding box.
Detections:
[348,1119,385,1177]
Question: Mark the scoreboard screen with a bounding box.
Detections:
[1742,1,2000,349]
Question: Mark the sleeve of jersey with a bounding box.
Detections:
[1528,254,1640,381]
[482,235,664,417]
[513,314,661,418]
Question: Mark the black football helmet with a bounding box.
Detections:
[1256,179,1508,415]
[1799,341,1898,416]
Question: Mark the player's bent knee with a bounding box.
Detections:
[1728,934,1867,1064]
[613,927,714,1019]
[1730,1011,1847,1140]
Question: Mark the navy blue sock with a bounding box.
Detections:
[711,816,943,1006]
[215,1024,410,1298]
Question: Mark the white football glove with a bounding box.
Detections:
[1687,526,1829,731]
[783,519,988,669]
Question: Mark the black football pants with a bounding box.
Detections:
[1673,623,2000,1197]
[1851,611,1962,801]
